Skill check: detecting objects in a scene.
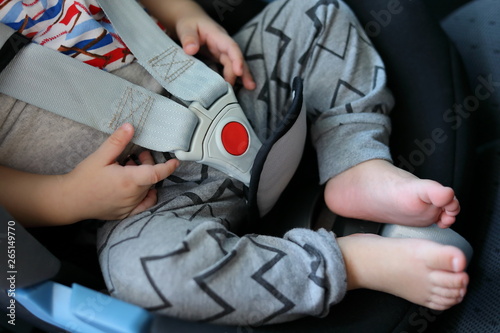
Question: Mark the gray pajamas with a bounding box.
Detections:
[0,0,394,326]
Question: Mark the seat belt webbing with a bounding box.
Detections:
[0,23,199,153]
[96,0,228,109]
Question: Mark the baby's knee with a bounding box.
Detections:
[282,0,361,31]
[100,245,178,312]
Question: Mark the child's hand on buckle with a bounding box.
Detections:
[64,123,179,221]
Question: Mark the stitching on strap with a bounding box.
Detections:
[148,46,195,83]
[109,87,153,137]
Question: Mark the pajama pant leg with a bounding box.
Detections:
[234,0,394,183]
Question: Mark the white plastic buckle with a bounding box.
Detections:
[175,83,262,186]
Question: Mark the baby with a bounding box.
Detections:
[0,0,467,326]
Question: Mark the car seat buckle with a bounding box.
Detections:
[175,83,262,186]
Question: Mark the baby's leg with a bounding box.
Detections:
[338,233,468,310]
[97,158,350,326]
[233,0,453,228]
[324,159,460,228]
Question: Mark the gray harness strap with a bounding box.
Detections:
[95,0,227,109]
[0,23,198,154]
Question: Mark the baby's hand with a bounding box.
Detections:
[64,123,178,221]
[176,14,256,91]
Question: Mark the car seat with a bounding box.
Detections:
[0,0,480,332]
[429,1,500,331]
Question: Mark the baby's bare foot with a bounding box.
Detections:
[338,234,469,310]
[325,159,460,228]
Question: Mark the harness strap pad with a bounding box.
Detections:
[249,78,307,217]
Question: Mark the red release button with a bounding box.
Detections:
[221,122,249,156]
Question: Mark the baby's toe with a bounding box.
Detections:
[425,247,466,272]
[444,198,460,216]
[436,214,455,228]
[427,294,464,310]
[432,286,464,299]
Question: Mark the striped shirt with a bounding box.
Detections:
[0,0,135,71]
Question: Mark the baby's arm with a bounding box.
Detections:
[140,0,256,90]
[0,123,178,227]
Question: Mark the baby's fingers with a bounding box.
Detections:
[124,150,155,166]
[220,53,238,86]
[177,22,200,56]
[137,150,155,165]
[241,62,256,91]
[93,123,134,166]
[131,159,180,186]
[220,46,256,90]
[128,188,158,216]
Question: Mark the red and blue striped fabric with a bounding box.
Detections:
[0,0,135,71]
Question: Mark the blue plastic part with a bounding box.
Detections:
[71,284,152,333]
[15,281,152,333]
